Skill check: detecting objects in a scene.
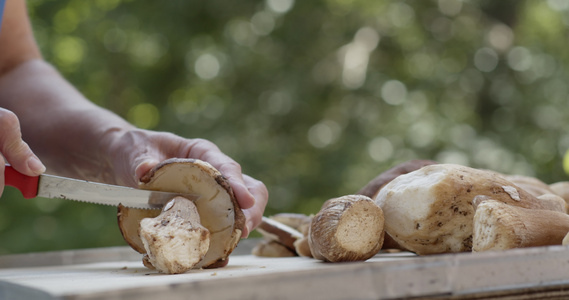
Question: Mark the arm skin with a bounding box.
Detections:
[0,0,267,237]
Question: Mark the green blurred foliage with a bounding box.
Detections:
[2,0,569,254]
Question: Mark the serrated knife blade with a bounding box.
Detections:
[4,165,199,209]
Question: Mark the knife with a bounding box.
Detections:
[3,165,199,209]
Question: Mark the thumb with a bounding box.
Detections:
[0,109,45,176]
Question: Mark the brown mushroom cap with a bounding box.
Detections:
[118,158,245,269]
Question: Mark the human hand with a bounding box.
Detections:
[0,108,46,197]
[106,129,268,238]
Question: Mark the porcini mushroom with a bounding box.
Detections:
[472,197,569,252]
[252,240,297,257]
[117,158,244,272]
[139,197,210,273]
[375,164,561,255]
[503,174,555,198]
[358,160,436,251]
[308,195,384,262]
[550,181,569,203]
[357,160,437,199]
[256,217,303,251]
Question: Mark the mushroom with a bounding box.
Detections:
[357,159,437,199]
[308,195,384,262]
[550,181,569,203]
[139,197,210,274]
[256,217,303,251]
[502,174,555,198]
[117,205,160,253]
[358,160,436,251]
[375,164,563,255]
[117,158,245,272]
[472,196,569,252]
[252,213,314,258]
[269,213,313,234]
[252,240,297,257]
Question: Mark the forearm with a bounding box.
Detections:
[0,59,135,183]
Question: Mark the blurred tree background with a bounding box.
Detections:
[1,0,569,254]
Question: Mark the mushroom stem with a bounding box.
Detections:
[139,196,210,274]
[309,195,385,262]
[473,198,569,252]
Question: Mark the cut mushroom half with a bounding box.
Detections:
[117,158,245,272]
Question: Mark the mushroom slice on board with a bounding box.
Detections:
[117,158,245,271]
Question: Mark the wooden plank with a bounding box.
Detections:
[0,242,568,299]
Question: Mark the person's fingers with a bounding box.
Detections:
[0,108,45,176]
[239,174,269,238]
[182,139,269,237]
[133,156,160,184]
[184,139,256,209]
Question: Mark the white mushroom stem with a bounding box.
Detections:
[473,197,569,252]
[309,195,384,262]
[139,197,210,274]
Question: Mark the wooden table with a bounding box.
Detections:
[0,239,568,300]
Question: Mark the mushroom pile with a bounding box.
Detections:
[253,160,434,261]
[375,163,569,254]
[117,158,245,274]
[254,195,385,262]
[254,160,569,261]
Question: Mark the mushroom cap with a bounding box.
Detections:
[117,205,160,253]
[118,158,245,269]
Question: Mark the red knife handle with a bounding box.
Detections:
[4,165,39,199]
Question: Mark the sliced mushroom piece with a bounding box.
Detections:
[139,197,210,274]
[252,240,296,257]
[117,158,245,270]
[293,236,313,258]
[309,195,385,262]
[256,217,303,251]
[375,164,560,255]
[472,197,569,252]
[269,213,313,232]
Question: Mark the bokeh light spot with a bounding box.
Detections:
[127,103,160,129]
[474,47,499,72]
[267,0,295,14]
[195,53,221,80]
[381,80,407,105]
[53,36,86,69]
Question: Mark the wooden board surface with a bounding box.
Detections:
[1,240,569,300]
